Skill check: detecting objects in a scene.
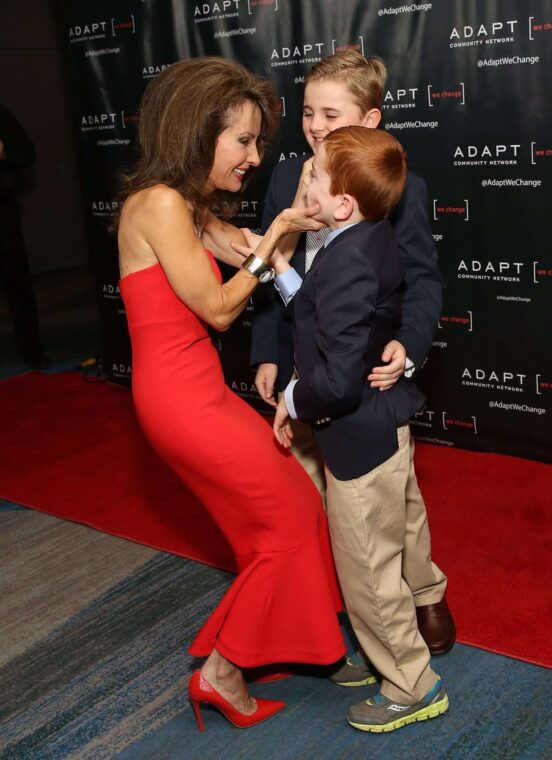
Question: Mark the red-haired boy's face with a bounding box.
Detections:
[305,144,338,226]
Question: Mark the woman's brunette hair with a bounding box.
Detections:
[116,57,280,223]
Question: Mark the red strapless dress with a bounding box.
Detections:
[119,255,345,667]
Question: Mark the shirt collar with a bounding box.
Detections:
[324,222,360,248]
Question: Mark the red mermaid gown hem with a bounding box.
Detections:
[120,258,345,668]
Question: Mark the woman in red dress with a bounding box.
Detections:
[116,57,345,730]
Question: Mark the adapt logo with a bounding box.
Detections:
[92,200,122,217]
[411,409,438,430]
[194,1,240,22]
[69,20,108,43]
[70,15,135,42]
[278,150,309,162]
[382,87,418,111]
[457,259,524,283]
[102,282,121,300]
[461,367,526,393]
[230,379,259,400]
[112,362,132,379]
[81,111,138,133]
[81,112,119,132]
[449,19,518,48]
[142,63,173,80]
[453,143,521,166]
[433,199,469,221]
[270,41,326,68]
[235,200,259,219]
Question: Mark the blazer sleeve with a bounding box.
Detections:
[392,173,443,370]
[292,246,378,421]
[249,161,286,368]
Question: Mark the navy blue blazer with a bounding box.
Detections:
[250,153,443,391]
[288,220,425,480]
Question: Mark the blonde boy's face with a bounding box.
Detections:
[302,79,378,153]
[305,144,338,226]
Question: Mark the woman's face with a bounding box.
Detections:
[205,100,262,193]
[302,79,380,153]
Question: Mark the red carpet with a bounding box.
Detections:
[2,372,551,668]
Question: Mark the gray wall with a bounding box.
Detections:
[0,0,88,272]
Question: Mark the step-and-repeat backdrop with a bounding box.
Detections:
[61,0,551,463]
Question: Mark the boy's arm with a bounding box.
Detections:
[292,246,377,421]
[391,173,444,371]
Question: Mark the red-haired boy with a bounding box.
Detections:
[272,126,449,732]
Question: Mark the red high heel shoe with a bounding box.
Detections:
[187,670,286,731]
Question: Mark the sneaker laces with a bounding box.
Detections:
[366,692,387,706]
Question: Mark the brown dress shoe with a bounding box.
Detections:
[416,597,456,655]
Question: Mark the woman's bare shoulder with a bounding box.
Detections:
[122,184,190,221]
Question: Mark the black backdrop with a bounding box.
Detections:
[61,0,552,463]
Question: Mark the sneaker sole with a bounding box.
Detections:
[332,675,378,687]
[347,693,449,732]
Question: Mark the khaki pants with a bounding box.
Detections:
[289,418,447,607]
[289,419,327,506]
[325,425,440,703]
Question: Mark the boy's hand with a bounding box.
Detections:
[255,363,278,407]
[273,395,294,448]
[229,227,263,260]
[240,228,263,249]
[368,339,406,391]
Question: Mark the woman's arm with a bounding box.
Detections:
[200,210,249,268]
[125,186,319,332]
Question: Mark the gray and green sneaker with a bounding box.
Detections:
[329,655,378,687]
[347,679,449,732]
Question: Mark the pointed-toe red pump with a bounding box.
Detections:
[187,670,286,731]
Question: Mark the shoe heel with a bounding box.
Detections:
[191,699,205,732]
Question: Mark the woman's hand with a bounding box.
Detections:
[273,395,294,448]
[231,205,323,266]
[276,204,325,235]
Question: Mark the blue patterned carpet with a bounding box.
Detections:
[1,501,551,760]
